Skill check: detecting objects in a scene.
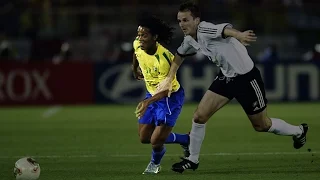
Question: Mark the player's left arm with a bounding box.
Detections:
[135,90,169,118]
[223,27,257,46]
[201,22,257,46]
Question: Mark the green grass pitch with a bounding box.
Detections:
[0,103,319,180]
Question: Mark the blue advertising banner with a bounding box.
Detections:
[94,63,146,104]
[94,62,320,104]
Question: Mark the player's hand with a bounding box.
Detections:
[237,30,257,46]
[156,77,173,97]
[132,67,144,80]
[135,100,149,118]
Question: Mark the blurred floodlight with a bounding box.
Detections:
[121,42,132,52]
[315,44,320,53]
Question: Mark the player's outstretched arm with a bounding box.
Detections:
[223,27,257,46]
[167,53,184,80]
[156,54,184,95]
[135,90,170,118]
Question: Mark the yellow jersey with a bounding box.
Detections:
[133,39,180,95]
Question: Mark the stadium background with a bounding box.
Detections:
[0,0,319,180]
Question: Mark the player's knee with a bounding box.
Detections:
[151,140,164,150]
[151,139,164,151]
[252,119,271,132]
[193,112,208,124]
[152,143,163,150]
[151,137,165,147]
[139,136,150,144]
[253,124,268,132]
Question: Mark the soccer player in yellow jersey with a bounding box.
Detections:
[132,13,189,174]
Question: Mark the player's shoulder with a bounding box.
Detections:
[133,38,141,51]
[198,21,216,29]
[157,43,174,59]
[157,43,166,50]
[199,21,233,30]
[158,43,171,53]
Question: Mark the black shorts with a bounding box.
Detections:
[209,66,268,115]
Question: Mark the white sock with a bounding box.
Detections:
[187,121,206,163]
[268,118,302,137]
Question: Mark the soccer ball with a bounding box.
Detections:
[14,157,41,180]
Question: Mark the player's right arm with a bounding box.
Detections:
[132,39,143,80]
[165,53,183,82]
[132,53,143,80]
[167,36,197,80]
[155,53,183,96]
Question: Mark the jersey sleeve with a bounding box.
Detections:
[198,22,232,39]
[166,50,175,62]
[177,36,197,57]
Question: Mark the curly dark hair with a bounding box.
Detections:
[137,12,174,45]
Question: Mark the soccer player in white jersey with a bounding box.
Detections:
[156,2,309,173]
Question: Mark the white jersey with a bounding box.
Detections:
[177,21,254,77]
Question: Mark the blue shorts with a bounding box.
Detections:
[138,87,184,127]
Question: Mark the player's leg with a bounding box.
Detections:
[137,92,187,146]
[161,88,190,156]
[235,66,308,149]
[139,89,188,146]
[164,132,190,158]
[145,124,173,174]
[139,104,163,175]
[172,73,233,173]
[142,88,188,174]
[188,91,230,161]
[138,124,155,144]
[139,120,188,146]
[143,121,186,174]
[164,132,189,146]
[248,108,308,149]
[142,117,187,174]
[138,102,156,144]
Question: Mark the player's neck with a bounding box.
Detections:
[191,33,197,41]
[192,23,200,40]
[145,44,158,55]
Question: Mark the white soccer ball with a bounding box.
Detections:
[14,157,41,180]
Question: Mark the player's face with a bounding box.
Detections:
[137,26,156,51]
[177,11,199,37]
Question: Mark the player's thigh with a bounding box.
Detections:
[138,124,155,143]
[233,67,270,131]
[138,104,155,143]
[194,72,234,124]
[154,88,184,127]
[234,67,268,115]
[194,90,230,124]
[150,124,172,145]
[148,106,180,145]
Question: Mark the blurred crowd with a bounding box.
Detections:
[0,0,319,63]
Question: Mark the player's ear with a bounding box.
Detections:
[195,17,200,24]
